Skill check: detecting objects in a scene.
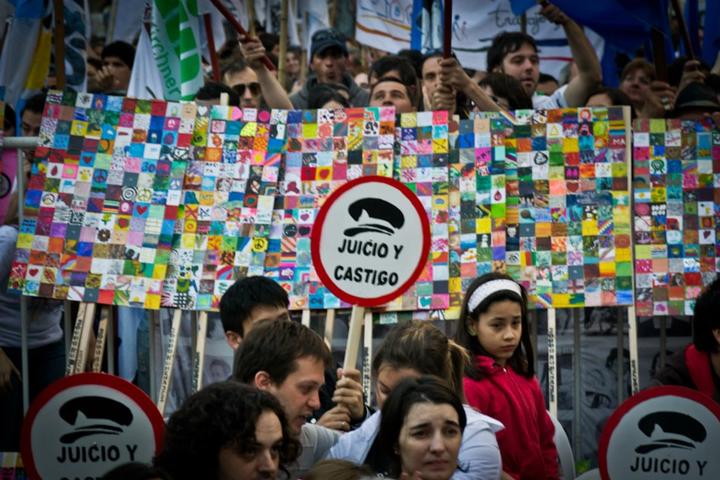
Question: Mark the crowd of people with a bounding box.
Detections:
[2,2,720,478]
[92,271,719,480]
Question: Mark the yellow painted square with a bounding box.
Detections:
[599,262,616,276]
[582,220,598,236]
[536,222,551,237]
[181,233,196,249]
[553,294,570,307]
[616,247,631,262]
[476,217,491,233]
[153,264,167,279]
[145,294,160,310]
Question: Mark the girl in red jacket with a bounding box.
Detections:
[456,273,559,480]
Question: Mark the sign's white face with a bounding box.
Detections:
[316,179,427,305]
[30,384,157,479]
[605,395,720,480]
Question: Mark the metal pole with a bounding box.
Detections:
[16,147,30,412]
[53,0,66,89]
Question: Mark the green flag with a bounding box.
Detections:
[151,0,204,101]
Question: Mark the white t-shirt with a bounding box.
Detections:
[532,84,569,110]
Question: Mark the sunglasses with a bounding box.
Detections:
[233,82,261,96]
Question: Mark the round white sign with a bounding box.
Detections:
[599,386,720,480]
[21,373,164,480]
[311,176,430,306]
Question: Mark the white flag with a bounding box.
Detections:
[127,25,165,99]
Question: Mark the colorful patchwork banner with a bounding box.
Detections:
[265,107,396,309]
[505,107,633,308]
[11,91,195,308]
[632,117,720,316]
[391,110,450,311]
[447,116,512,315]
[161,106,285,310]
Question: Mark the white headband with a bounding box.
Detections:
[468,279,522,312]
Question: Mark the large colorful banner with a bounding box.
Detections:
[632,118,720,317]
[11,91,195,308]
[12,91,720,314]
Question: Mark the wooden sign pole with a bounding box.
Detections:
[546,307,558,419]
[91,306,112,372]
[623,104,639,396]
[362,310,373,398]
[301,308,311,327]
[157,309,182,415]
[66,302,96,375]
[343,305,365,371]
[324,309,336,348]
[192,311,209,392]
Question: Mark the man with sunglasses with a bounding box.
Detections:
[225,39,293,110]
[289,29,369,109]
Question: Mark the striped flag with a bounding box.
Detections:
[151,0,204,101]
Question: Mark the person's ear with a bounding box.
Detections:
[712,328,720,348]
[254,370,273,391]
[225,331,241,350]
[466,317,477,336]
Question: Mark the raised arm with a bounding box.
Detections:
[239,36,293,110]
[541,3,602,107]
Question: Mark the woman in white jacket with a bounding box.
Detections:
[326,321,504,479]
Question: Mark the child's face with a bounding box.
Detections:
[470,299,522,366]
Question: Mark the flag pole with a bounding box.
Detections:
[278,0,288,87]
[670,0,695,60]
[203,14,220,82]
[53,0,66,89]
[443,0,452,58]
[207,0,275,71]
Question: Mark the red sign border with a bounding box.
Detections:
[598,385,720,480]
[20,372,165,480]
[311,176,431,307]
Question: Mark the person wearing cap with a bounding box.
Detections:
[97,41,135,95]
[669,81,720,121]
[289,29,369,109]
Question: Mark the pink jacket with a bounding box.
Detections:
[463,355,559,480]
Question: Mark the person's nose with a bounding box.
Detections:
[308,390,321,410]
[256,450,277,475]
[429,431,446,454]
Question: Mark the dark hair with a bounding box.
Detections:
[372,321,468,402]
[456,272,534,379]
[620,58,655,83]
[305,459,374,480]
[22,92,47,116]
[367,376,467,477]
[538,73,558,85]
[486,32,537,72]
[397,49,424,79]
[370,55,418,89]
[154,382,300,480]
[287,45,303,57]
[4,103,16,133]
[370,76,419,110]
[259,32,279,52]
[478,72,533,110]
[100,462,170,480]
[692,276,720,353]
[219,276,289,337]
[587,86,633,106]
[221,58,250,81]
[233,319,332,385]
[101,40,136,68]
[308,84,351,109]
[195,81,240,106]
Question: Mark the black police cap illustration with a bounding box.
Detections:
[344,198,405,237]
[59,396,133,444]
[635,411,706,454]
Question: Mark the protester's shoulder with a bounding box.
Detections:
[462,404,504,434]
[302,422,341,445]
[0,225,18,249]
[532,84,569,110]
[650,347,692,388]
